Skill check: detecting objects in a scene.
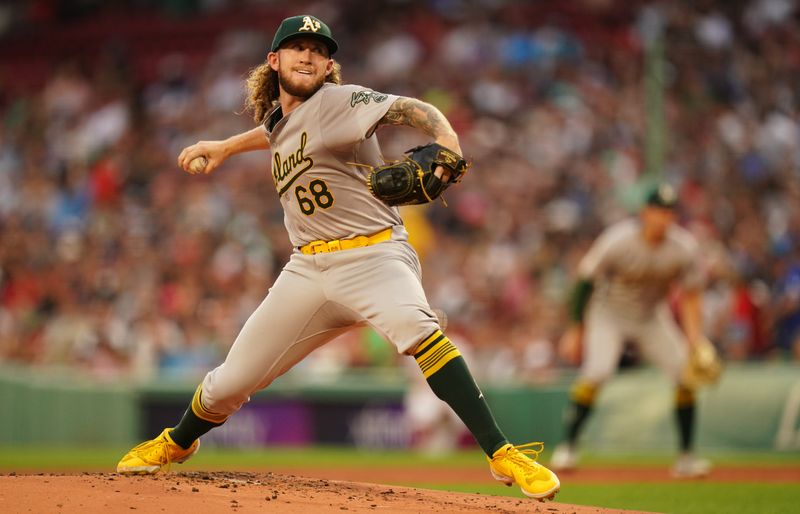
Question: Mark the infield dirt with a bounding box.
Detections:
[1,471,651,514]
[3,464,797,513]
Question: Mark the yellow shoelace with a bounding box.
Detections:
[509,442,544,460]
[501,442,545,476]
[130,434,173,470]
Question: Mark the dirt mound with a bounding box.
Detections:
[0,471,642,513]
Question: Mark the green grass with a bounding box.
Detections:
[559,449,800,467]
[415,482,800,514]
[1,446,797,514]
[2,445,797,469]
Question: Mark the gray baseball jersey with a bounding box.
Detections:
[199,83,440,417]
[578,219,703,382]
[267,83,401,246]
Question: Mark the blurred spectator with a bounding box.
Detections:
[1,0,799,381]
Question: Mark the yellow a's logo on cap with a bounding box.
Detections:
[658,184,676,203]
[300,16,321,32]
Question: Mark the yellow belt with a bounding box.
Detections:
[299,227,393,255]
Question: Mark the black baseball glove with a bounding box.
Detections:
[365,143,468,206]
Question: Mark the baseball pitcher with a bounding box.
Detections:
[116,14,559,500]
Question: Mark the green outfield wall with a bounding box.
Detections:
[1,363,798,452]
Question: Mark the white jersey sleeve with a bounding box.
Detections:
[670,225,704,291]
[577,221,633,280]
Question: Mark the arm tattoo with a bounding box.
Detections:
[379,97,454,139]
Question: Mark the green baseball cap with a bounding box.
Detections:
[644,183,678,209]
[270,15,338,55]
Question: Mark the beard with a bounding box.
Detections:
[278,67,326,99]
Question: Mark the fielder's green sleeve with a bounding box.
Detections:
[568,278,594,323]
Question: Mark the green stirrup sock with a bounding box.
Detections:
[564,402,592,445]
[169,385,226,449]
[414,331,507,456]
[170,408,221,450]
[675,387,697,452]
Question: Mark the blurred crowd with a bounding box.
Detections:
[0,0,799,382]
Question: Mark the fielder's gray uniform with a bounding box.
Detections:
[577,219,702,384]
[200,83,439,417]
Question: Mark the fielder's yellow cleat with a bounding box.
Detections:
[116,428,199,475]
[487,442,560,501]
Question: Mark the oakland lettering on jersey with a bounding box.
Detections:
[350,90,388,107]
[273,132,314,192]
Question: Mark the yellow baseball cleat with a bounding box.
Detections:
[487,442,560,501]
[116,428,199,475]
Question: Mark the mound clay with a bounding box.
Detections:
[1,471,646,513]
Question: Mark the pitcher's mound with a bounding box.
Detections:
[1,471,647,513]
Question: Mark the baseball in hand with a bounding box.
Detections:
[188,156,209,173]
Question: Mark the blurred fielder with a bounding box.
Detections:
[552,184,720,478]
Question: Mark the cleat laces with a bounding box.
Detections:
[129,435,174,471]
[503,442,544,480]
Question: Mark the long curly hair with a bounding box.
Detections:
[244,60,342,124]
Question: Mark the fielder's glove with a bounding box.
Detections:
[365,143,468,206]
[681,337,722,388]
